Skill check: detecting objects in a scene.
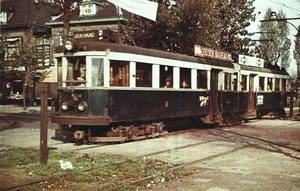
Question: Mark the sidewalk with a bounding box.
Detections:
[0,104,54,115]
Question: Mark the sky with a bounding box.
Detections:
[247,0,300,76]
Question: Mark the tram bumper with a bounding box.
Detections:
[51,115,112,126]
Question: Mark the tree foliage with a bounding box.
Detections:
[36,0,83,42]
[122,0,255,56]
[257,8,291,68]
[294,25,300,77]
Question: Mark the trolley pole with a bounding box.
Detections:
[40,83,48,164]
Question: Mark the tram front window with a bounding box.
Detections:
[92,58,104,86]
[66,57,86,87]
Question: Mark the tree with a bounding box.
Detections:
[256,8,291,69]
[123,0,255,56]
[294,25,300,79]
[37,0,82,43]
[216,0,256,55]
[1,28,41,108]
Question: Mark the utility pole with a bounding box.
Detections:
[260,12,300,116]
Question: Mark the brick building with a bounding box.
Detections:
[1,0,130,104]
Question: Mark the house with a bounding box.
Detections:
[1,0,130,104]
[0,0,59,103]
[46,0,130,49]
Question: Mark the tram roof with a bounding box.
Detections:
[240,64,289,76]
[56,41,234,69]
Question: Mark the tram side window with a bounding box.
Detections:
[160,66,173,88]
[197,70,207,89]
[180,68,191,88]
[282,79,286,91]
[92,58,104,86]
[110,60,129,86]
[66,57,86,86]
[136,62,152,87]
[267,77,273,91]
[57,58,62,86]
[224,73,232,90]
[259,77,265,91]
[241,75,247,91]
[233,73,238,90]
[275,78,280,91]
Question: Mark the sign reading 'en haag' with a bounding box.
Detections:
[194,45,232,62]
[73,30,99,41]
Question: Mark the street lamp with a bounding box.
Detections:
[260,11,300,34]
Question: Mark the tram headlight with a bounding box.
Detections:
[78,101,88,112]
[62,102,68,111]
[66,95,78,106]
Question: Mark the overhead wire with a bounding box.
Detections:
[266,0,300,16]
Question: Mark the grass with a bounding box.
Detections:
[1,147,188,191]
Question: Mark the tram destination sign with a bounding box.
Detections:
[194,45,232,62]
[73,30,99,41]
[238,54,264,68]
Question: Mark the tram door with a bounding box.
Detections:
[247,74,257,118]
[210,69,221,122]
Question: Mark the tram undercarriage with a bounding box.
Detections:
[54,122,167,144]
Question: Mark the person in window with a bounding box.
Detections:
[163,78,172,88]
[181,80,189,88]
[77,68,86,81]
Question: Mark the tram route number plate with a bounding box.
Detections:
[35,82,58,98]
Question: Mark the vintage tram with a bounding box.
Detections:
[51,41,290,143]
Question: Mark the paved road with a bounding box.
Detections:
[1,115,299,191]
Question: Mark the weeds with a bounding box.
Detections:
[1,147,184,190]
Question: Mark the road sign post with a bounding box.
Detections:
[35,82,57,164]
[40,83,48,164]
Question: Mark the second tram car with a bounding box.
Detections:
[51,41,290,143]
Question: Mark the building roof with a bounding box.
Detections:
[1,0,131,30]
[1,0,59,30]
[46,1,131,26]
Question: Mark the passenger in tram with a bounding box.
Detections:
[77,68,86,81]
[163,78,172,88]
[181,80,189,88]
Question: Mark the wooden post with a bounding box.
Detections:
[289,93,294,117]
[40,83,48,164]
[297,90,300,116]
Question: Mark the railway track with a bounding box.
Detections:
[3,124,299,190]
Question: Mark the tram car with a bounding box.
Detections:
[51,40,290,143]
